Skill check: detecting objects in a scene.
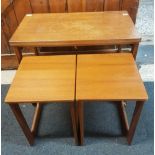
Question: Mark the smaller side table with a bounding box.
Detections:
[5,55,78,145]
[76,53,148,145]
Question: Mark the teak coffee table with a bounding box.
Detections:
[9,11,140,63]
[5,55,78,145]
[76,53,148,145]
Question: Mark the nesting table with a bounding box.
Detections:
[76,53,148,145]
[5,11,147,146]
[5,53,147,145]
[5,55,78,145]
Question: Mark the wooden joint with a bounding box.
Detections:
[12,47,22,64]
[9,104,34,145]
[120,101,129,130]
[131,43,139,59]
[34,47,40,56]
[117,45,121,52]
[122,100,127,107]
[70,103,78,145]
[78,101,84,145]
[118,101,129,136]
[127,101,145,145]
[31,103,42,136]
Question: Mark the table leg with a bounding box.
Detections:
[131,43,139,59]
[32,103,37,107]
[9,104,34,145]
[77,101,84,145]
[75,101,81,145]
[117,101,129,136]
[127,101,144,145]
[34,47,40,56]
[75,101,79,130]
[117,45,121,52]
[13,47,22,64]
[70,103,78,145]
[31,103,42,136]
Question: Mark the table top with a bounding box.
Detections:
[76,53,148,101]
[9,11,140,47]
[5,55,76,103]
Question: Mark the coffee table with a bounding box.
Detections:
[5,55,78,145]
[76,53,148,145]
[9,11,140,63]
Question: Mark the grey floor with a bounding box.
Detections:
[136,0,154,43]
[136,45,154,65]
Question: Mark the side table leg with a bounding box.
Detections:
[31,103,42,136]
[127,101,144,145]
[34,47,40,56]
[32,103,37,107]
[70,103,78,145]
[117,101,129,136]
[75,101,79,131]
[117,45,121,52]
[131,43,139,59]
[9,104,34,145]
[13,47,22,64]
[78,101,84,145]
[75,101,80,145]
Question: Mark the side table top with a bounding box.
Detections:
[76,53,148,101]
[5,55,76,103]
[9,11,140,47]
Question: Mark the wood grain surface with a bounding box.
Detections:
[9,11,140,47]
[76,53,148,101]
[5,55,76,103]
